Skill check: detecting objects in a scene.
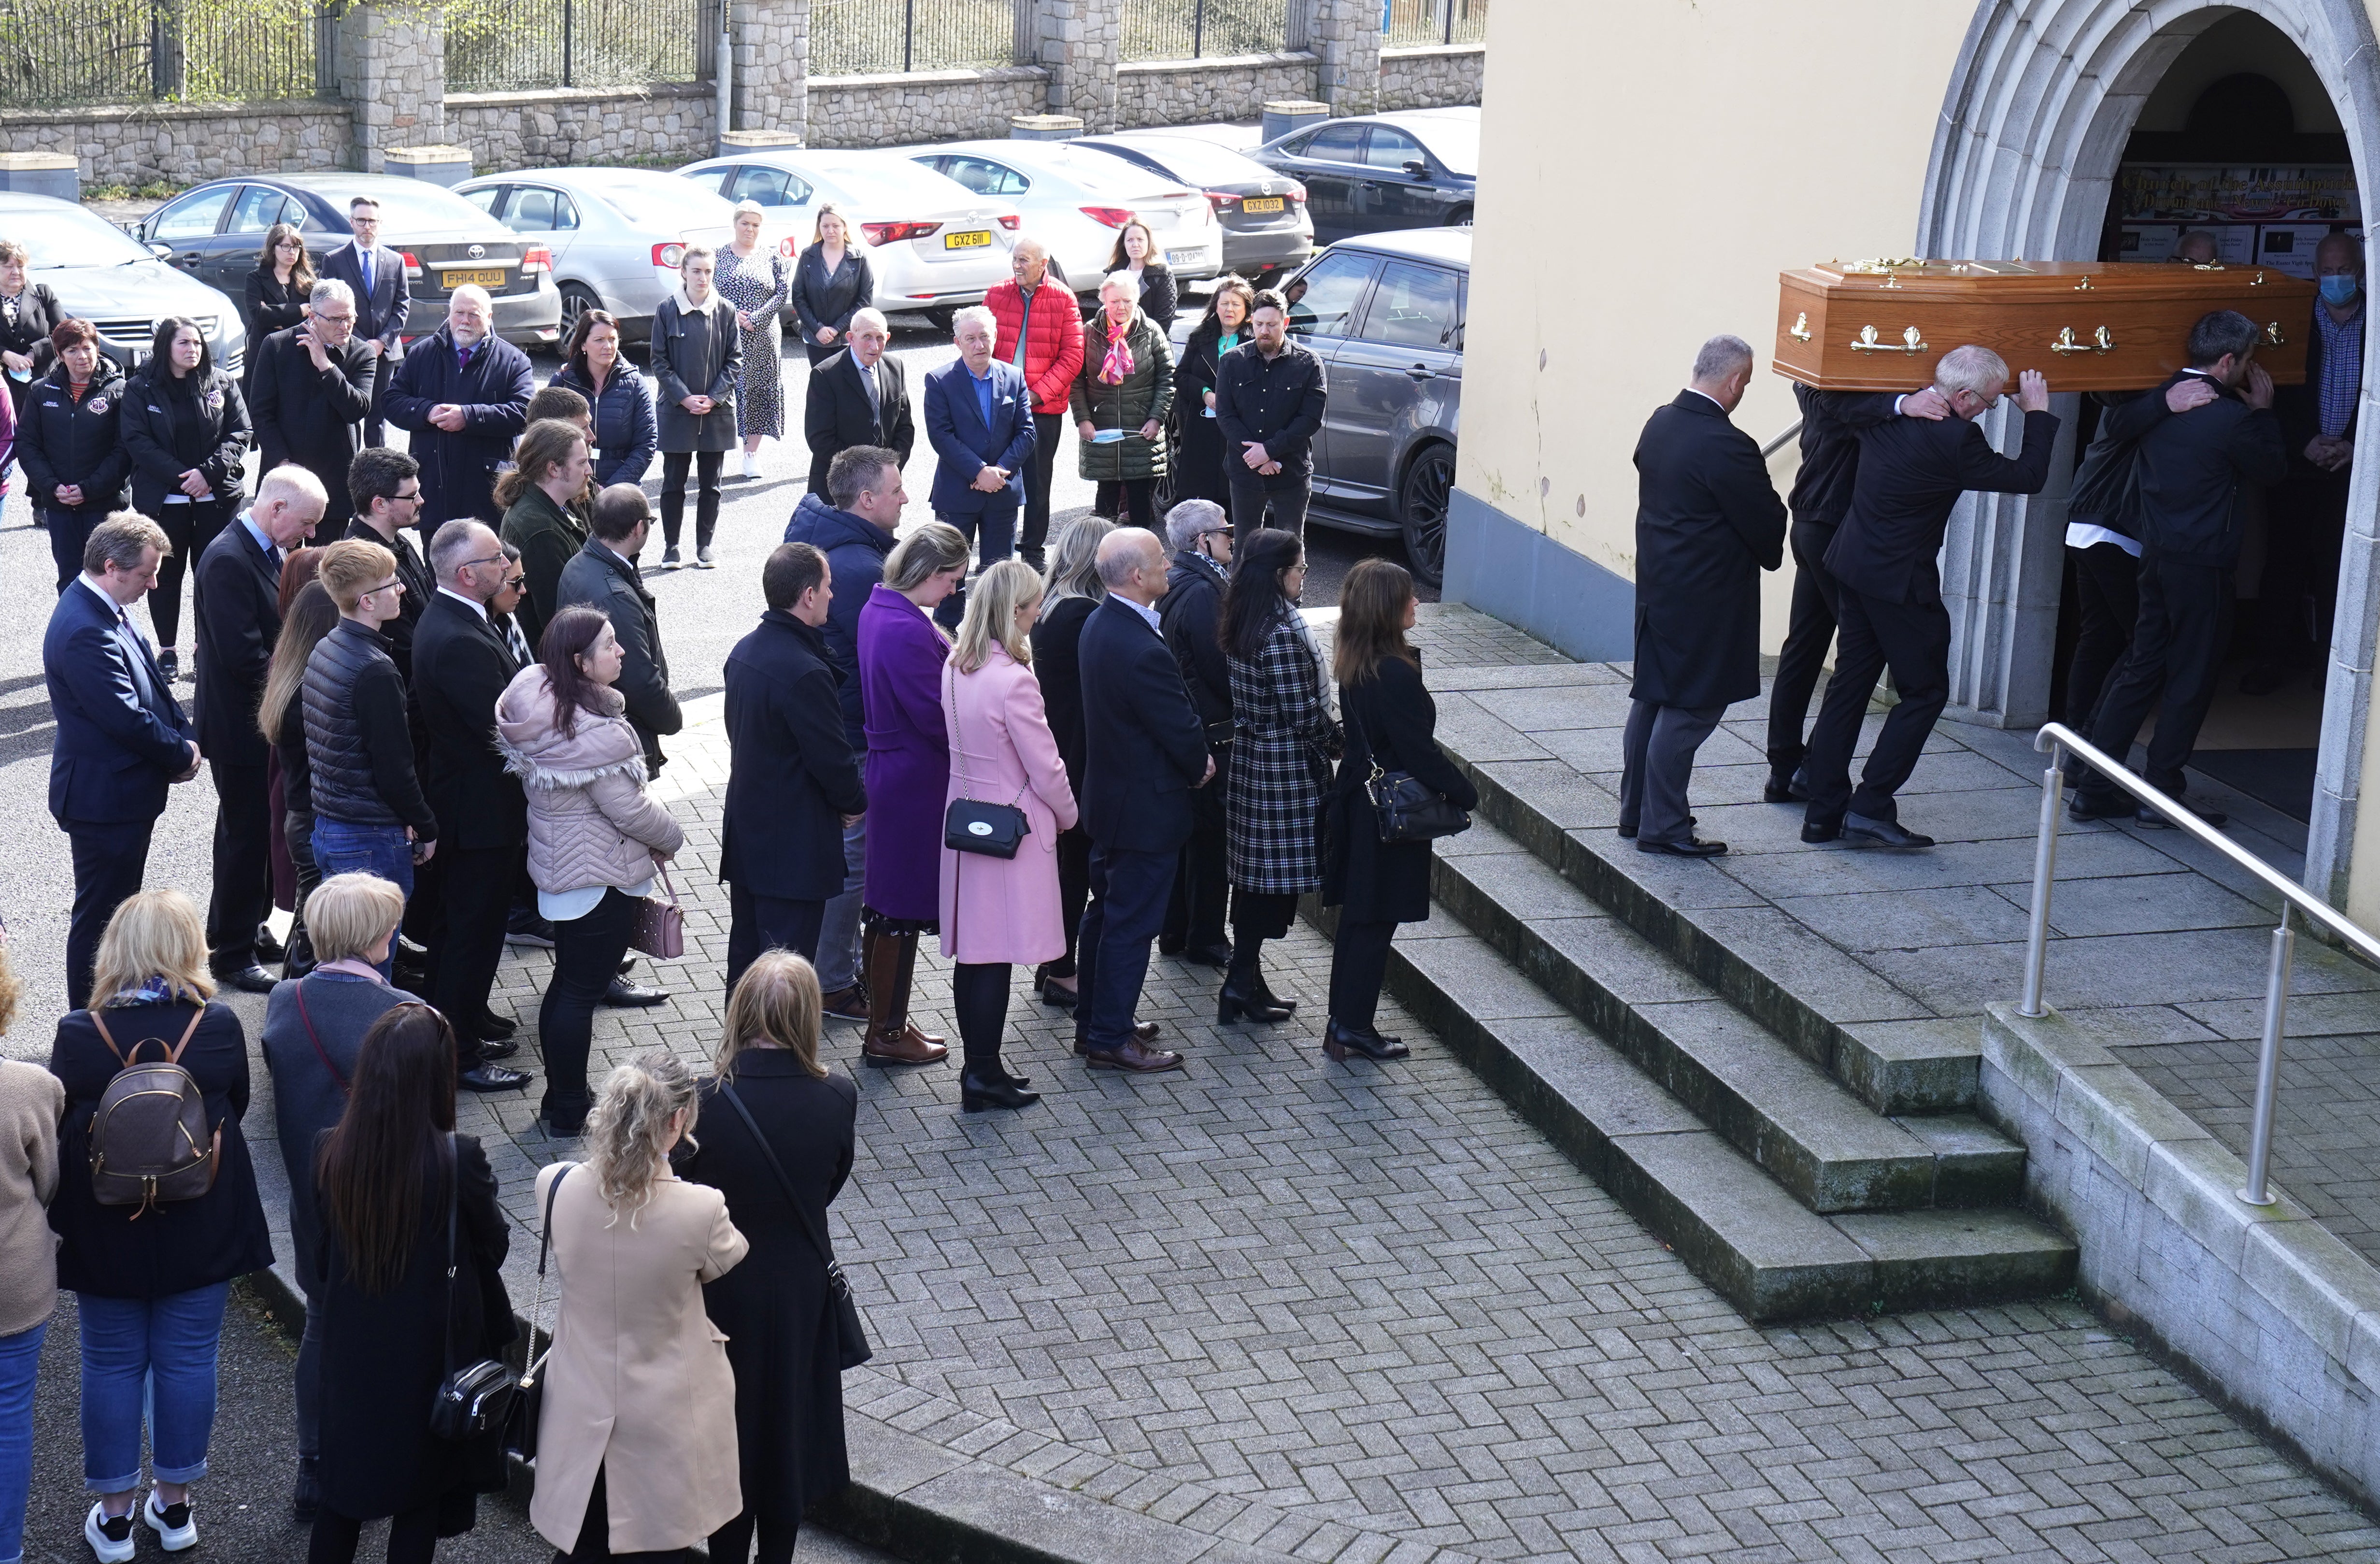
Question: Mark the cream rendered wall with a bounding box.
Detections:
[1461,0,1982,653]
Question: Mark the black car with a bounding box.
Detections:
[134,174,563,349]
[1072,131,1316,283]
[1246,108,1478,245]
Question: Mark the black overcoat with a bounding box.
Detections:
[1628,390,1787,710]
[192,517,285,767]
[681,1057,857,1524]
[1029,594,1097,799]
[314,1134,514,1522]
[413,592,528,851]
[248,326,376,524]
[1321,654,1477,925]
[651,294,741,453]
[721,611,867,901]
[1826,407,2060,605]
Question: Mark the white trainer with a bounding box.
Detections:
[84,1502,135,1564]
[143,1489,199,1552]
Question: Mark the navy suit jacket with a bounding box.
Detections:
[1078,594,1210,853]
[923,358,1034,514]
[319,241,411,352]
[45,579,193,825]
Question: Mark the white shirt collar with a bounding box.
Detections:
[78,575,125,619]
[598,542,636,571]
[1120,595,1162,633]
[1685,388,1728,412]
[437,586,489,620]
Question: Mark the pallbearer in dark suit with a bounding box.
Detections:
[1801,347,2058,847]
[194,465,325,989]
[1622,336,1787,858]
[802,309,912,497]
[317,198,411,446]
[43,516,201,1009]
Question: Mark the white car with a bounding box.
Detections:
[0,193,246,374]
[456,166,806,348]
[905,139,1223,294]
[674,149,1018,322]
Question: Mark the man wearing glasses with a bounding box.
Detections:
[248,278,377,524]
[320,196,410,446]
[1157,498,1235,966]
[1799,346,2058,849]
[409,518,535,1092]
[343,447,434,687]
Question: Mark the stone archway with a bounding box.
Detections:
[1919,0,2380,904]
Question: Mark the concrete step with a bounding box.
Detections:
[1440,749,1985,1115]
[1429,821,2026,1213]
[1302,902,2077,1322]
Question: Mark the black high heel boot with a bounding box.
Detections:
[1251,970,1298,1015]
[1323,1019,1410,1061]
[1217,974,1293,1024]
[961,1062,1040,1111]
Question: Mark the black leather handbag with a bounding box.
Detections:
[429,1136,523,1442]
[717,1083,872,1369]
[500,1162,570,1465]
[943,662,1030,860]
[1351,707,1470,844]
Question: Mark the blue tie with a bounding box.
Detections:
[360,248,374,302]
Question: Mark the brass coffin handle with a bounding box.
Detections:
[2050,325,2117,354]
[1848,324,1926,354]
[1788,312,1812,343]
[2266,320,2287,345]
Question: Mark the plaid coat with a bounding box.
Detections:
[1225,615,1337,892]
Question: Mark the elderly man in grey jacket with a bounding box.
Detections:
[556,483,683,776]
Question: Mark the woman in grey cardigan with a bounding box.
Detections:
[652,246,741,570]
[258,873,416,1524]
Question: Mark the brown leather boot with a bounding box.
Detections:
[862,928,948,1066]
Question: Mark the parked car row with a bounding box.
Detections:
[0,193,251,375]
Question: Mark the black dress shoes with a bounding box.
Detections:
[1182,943,1234,970]
[1843,812,1935,849]
[2067,792,2131,822]
[1037,973,1081,1010]
[1763,773,1812,804]
[960,1065,1040,1111]
[2136,801,2226,830]
[1638,836,1727,858]
[481,1012,517,1041]
[1616,816,1695,841]
[601,975,669,1007]
[216,963,276,994]
[1323,1020,1410,1061]
[478,1039,520,1061]
[458,1064,532,1092]
[1085,1039,1185,1074]
[1216,978,1293,1023]
[255,925,285,963]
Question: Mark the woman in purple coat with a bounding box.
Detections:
[856,521,970,1068]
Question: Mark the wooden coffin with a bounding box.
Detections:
[1773,258,2315,392]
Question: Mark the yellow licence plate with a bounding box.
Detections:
[1241,197,1286,214]
[943,230,991,250]
[442,268,506,288]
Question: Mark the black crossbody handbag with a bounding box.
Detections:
[717,1082,872,1370]
[1349,704,1470,844]
[500,1162,571,1465]
[428,1135,523,1442]
[942,660,1031,859]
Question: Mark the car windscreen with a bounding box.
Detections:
[329,183,509,235]
[24,204,157,266]
[579,173,740,224]
[1040,143,1181,194]
[1101,138,1270,187]
[1411,121,1478,176]
[804,157,978,209]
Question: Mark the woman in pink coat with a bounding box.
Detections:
[939,558,1078,1111]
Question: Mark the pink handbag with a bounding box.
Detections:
[628,863,684,959]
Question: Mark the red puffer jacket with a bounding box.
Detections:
[985,279,1086,415]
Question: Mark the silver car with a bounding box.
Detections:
[0,192,248,374]
[457,167,808,348]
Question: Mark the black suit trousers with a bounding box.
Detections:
[2081,557,2233,803]
[2065,542,2141,731]
[363,349,394,448]
[1162,774,1229,953]
[1021,411,1065,563]
[1075,842,1176,1051]
[725,882,826,1000]
[1800,588,1952,827]
[65,818,156,1011]
[1764,519,1842,779]
[206,760,273,970]
[429,843,519,1069]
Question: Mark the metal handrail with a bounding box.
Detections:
[2022,721,2380,1207]
[1759,418,1805,459]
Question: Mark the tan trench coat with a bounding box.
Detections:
[529,1163,751,1554]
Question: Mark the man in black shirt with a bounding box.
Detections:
[1156,498,1234,964]
[1214,289,1327,538]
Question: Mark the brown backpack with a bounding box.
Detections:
[87,1007,221,1216]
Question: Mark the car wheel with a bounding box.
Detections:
[558,284,601,345]
[924,306,958,332]
[1397,442,1455,588]
[1444,207,1473,228]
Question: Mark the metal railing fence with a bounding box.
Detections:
[444,0,716,91]
[1383,0,1482,47]
[1120,0,1288,61]
[2020,723,2380,1207]
[0,0,319,107]
[807,0,1017,75]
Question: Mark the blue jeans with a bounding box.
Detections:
[310,818,415,978]
[815,816,868,992]
[77,1284,229,1494]
[0,1320,43,1564]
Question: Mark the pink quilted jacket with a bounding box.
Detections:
[495,666,685,895]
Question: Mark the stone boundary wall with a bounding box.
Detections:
[1115,51,1318,128]
[447,83,716,171]
[1377,42,1483,110]
[806,66,1051,148]
[1982,1003,2380,1505]
[0,100,347,188]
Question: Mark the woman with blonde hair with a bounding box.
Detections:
[853,523,969,1068]
[718,199,792,479]
[532,1049,748,1562]
[46,890,270,1562]
[681,954,856,1563]
[789,204,873,367]
[1025,516,1114,1008]
[260,579,341,977]
[939,559,1075,1108]
[0,933,61,1564]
